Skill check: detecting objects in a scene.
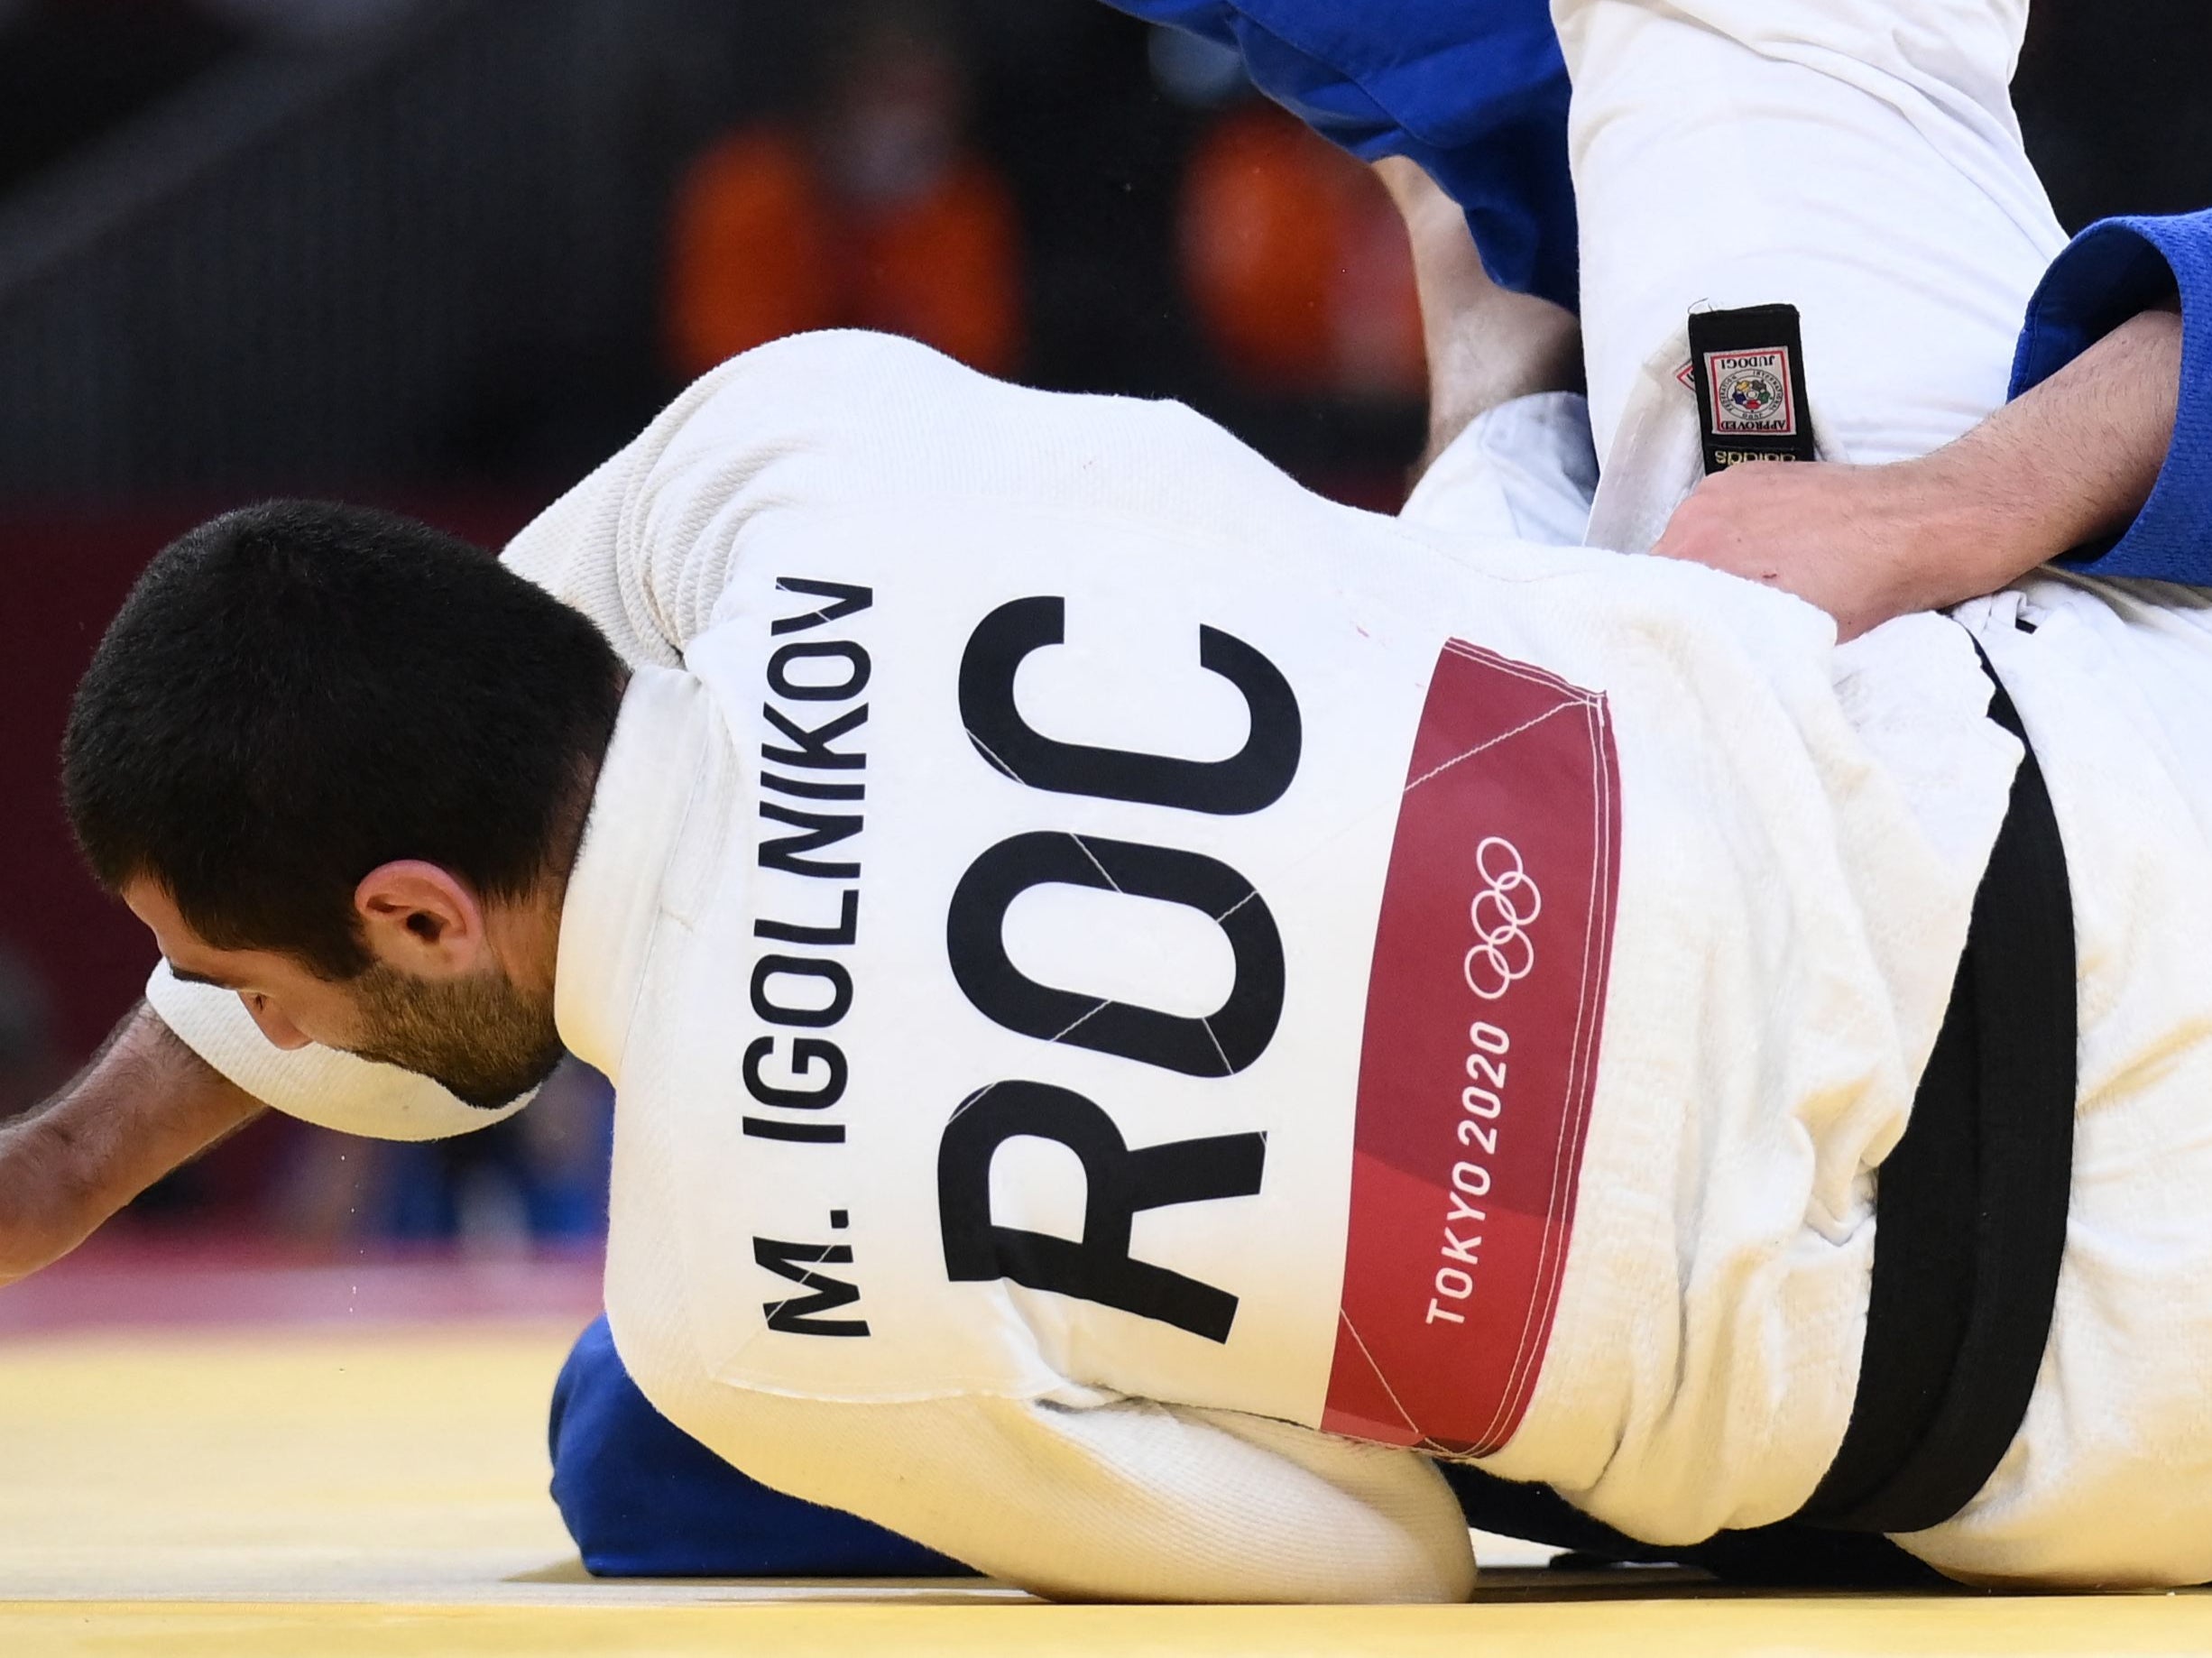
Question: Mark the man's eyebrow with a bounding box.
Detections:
[167,965,238,991]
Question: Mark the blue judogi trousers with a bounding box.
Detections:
[548,1315,1930,1583]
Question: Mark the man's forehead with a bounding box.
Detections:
[117,878,242,987]
[118,875,186,940]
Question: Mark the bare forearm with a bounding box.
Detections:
[1374,157,1581,469]
[0,999,263,1284]
[1897,300,2182,610]
[1654,300,2183,636]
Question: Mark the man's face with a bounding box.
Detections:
[122,880,564,1110]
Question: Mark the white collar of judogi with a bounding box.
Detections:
[554,663,706,1081]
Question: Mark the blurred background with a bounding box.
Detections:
[2,0,2207,1264]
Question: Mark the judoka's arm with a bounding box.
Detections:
[0,1001,262,1285]
[692,1387,1477,1604]
[1652,298,2182,639]
[1375,157,1580,471]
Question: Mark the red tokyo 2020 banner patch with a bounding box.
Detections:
[1323,640,1621,1457]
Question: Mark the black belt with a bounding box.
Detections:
[1436,635,2077,1578]
[1794,635,2077,1534]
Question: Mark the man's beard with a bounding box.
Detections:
[344,959,567,1110]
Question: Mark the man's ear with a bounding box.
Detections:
[353,861,489,978]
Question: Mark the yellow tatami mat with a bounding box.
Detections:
[3,1319,2210,1656]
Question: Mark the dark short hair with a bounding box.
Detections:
[63,500,627,979]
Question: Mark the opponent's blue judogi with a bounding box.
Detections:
[1103,3,2212,588]
[2013,210,2212,584]
[1103,0,1579,313]
[545,5,2212,1581]
[549,1316,968,1577]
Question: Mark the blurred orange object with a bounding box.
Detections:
[666,127,1022,381]
[849,154,1023,379]
[666,130,841,376]
[1181,106,1423,397]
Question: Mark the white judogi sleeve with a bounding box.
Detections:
[1561,0,2066,552]
[143,964,529,1139]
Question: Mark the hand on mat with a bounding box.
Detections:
[1652,457,1962,642]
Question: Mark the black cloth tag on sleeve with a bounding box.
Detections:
[1688,303,1818,474]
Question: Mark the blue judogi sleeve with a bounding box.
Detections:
[2010,208,2212,584]
[548,1316,970,1578]
[1101,0,1578,313]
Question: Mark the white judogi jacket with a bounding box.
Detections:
[144,0,2212,1594]
[148,330,2025,1598]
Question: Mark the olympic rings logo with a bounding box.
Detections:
[1463,836,1540,1001]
